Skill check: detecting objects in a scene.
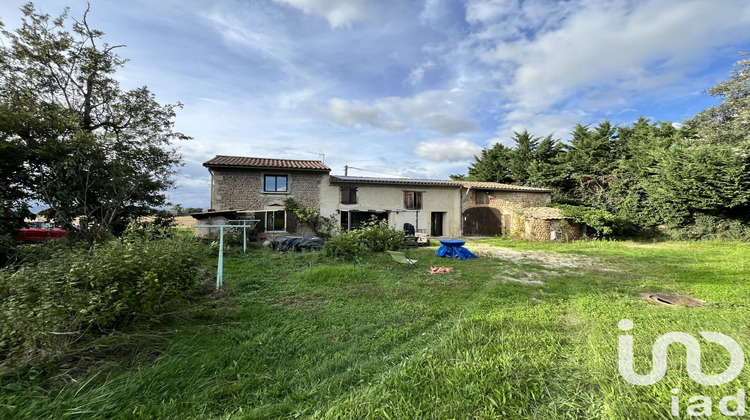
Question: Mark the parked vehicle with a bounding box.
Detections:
[17,221,68,242]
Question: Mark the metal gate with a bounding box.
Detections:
[463,207,503,236]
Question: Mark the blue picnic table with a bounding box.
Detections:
[435,239,478,261]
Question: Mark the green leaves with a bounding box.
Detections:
[0,226,205,362]
[325,218,406,259]
[460,56,750,239]
[0,3,189,246]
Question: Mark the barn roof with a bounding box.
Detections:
[458,181,552,193]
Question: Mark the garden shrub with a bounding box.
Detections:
[0,225,205,362]
[357,219,405,252]
[324,230,366,259]
[665,213,750,241]
[556,204,633,237]
[325,218,405,259]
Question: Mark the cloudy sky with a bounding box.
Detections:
[2,0,749,208]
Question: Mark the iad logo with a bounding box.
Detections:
[618,319,744,386]
[617,319,746,417]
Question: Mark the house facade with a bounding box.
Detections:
[321,176,462,237]
[196,155,581,241]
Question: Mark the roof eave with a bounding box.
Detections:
[204,163,330,172]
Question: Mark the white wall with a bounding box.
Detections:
[320,177,461,237]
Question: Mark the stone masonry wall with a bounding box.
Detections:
[461,189,551,211]
[211,169,323,211]
[504,214,583,241]
[558,220,582,241]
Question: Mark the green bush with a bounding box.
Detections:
[324,230,366,259]
[294,207,337,239]
[357,219,405,252]
[665,213,750,241]
[556,204,633,237]
[325,218,405,259]
[0,225,205,361]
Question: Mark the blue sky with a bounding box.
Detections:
[2,0,749,209]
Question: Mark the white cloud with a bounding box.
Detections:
[494,110,585,144]
[469,0,750,115]
[325,98,406,131]
[465,0,520,24]
[273,0,374,28]
[406,60,436,86]
[418,0,446,27]
[407,67,426,85]
[323,90,480,135]
[413,138,483,162]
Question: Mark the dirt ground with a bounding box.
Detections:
[470,244,604,269]
[470,244,612,286]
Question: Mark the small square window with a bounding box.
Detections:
[476,190,490,205]
[264,175,288,192]
[340,187,357,204]
[404,191,423,210]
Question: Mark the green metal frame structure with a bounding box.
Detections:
[193,220,260,289]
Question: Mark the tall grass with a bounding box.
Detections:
[1,239,748,419]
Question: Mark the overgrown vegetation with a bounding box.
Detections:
[283,198,338,239]
[454,56,750,240]
[0,3,188,260]
[325,218,405,259]
[0,225,205,363]
[555,204,633,238]
[1,239,748,418]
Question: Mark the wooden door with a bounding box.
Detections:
[463,207,502,236]
[431,212,444,236]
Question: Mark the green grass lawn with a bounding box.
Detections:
[2,239,749,419]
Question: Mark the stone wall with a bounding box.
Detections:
[460,189,551,210]
[461,188,556,238]
[207,169,324,237]
[502,213,582,241]
[210,168,323,211]
[557,220,583,241]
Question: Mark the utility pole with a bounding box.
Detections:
[344,165,348,176]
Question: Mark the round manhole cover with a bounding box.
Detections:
[638,292,703,308]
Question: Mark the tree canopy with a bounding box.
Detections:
[460,56,750,239]
[0,3,189,249]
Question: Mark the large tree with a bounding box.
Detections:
[0,3,189,244]
[463,130,564,187]
[645,56,750,227]
[465,142,515,183]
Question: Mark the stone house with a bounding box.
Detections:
[196,155,581,241]
[196,155,330,237]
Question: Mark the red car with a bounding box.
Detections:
[17,221,68,242]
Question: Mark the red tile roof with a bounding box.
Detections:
[203,155,330,172]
